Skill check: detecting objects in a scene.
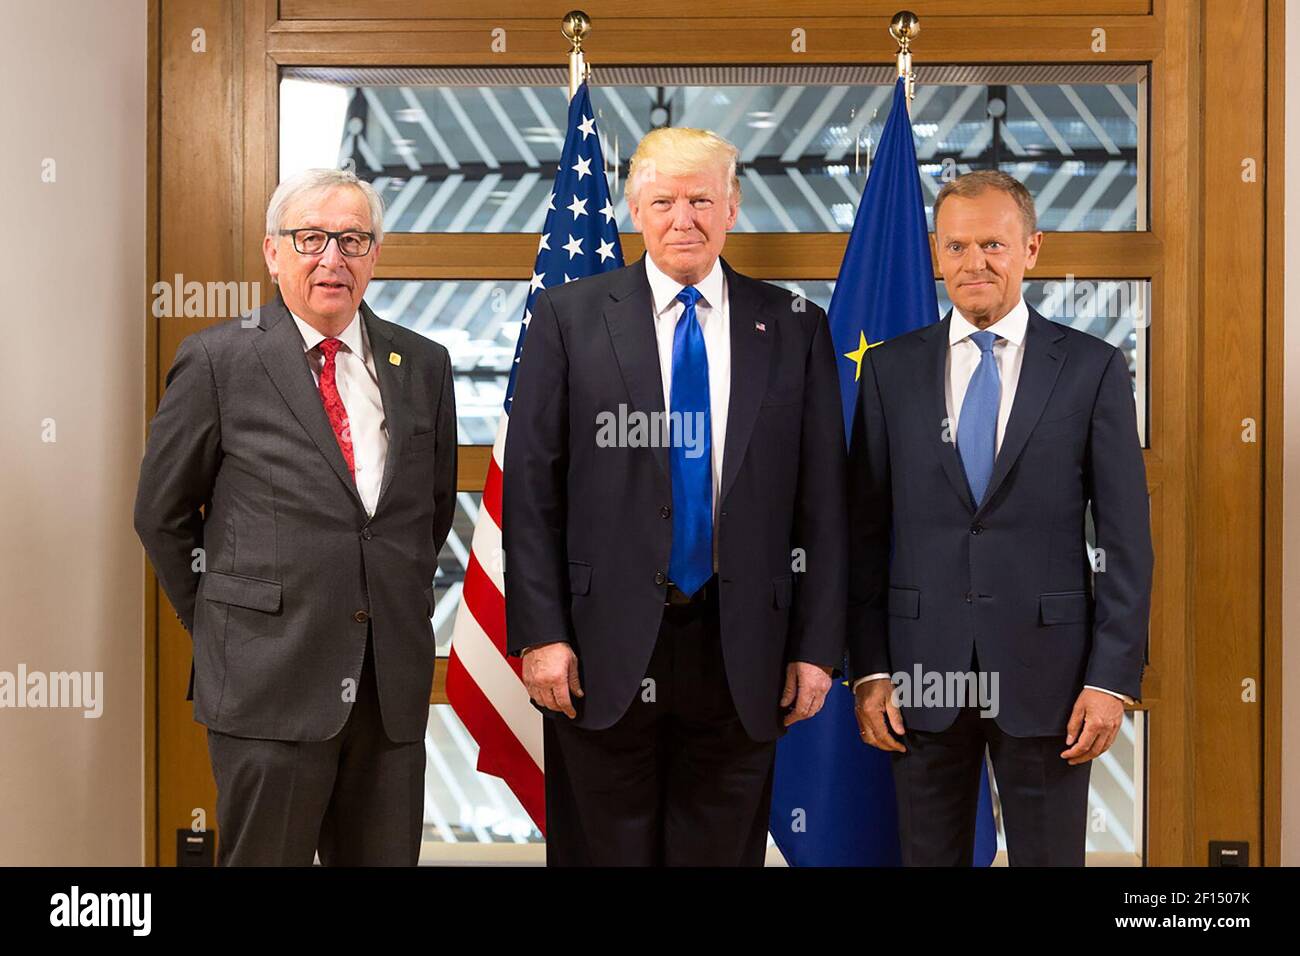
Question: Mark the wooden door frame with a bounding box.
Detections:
[145,0,1279,867]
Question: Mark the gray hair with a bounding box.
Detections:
[265,167,386,244]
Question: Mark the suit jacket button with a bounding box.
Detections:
[970,524,983,535]
[964,592,974,603]
[361,528,373,540]
[660,506,671,519]
[654,571,666,585]
[353,610,369,623]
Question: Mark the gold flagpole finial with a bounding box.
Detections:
[562,10,592,101]
[889,10,920,105]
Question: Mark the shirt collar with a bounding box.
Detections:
[644,252,725,319]
[949,296,1028,347]
[290,309,367,360]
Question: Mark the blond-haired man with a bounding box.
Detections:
[504,128,847,865]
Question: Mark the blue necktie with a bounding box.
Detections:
[667,285,712,597]
[957,330,1001,507]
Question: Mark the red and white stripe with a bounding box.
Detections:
[445,416,546,833]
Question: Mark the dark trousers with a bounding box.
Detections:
[545,583,777,866]
[205,625,426,866]
[891,664,1092,866]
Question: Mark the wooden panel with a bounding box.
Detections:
[156,0,241,867]
[375,231,1163,280]
[153,0,1274,869]
[1263,0,1285,869]
[1140,0,1195,866]
[1193,0,1265,862]
[431,657,448,706]
[458,444,492,490]
[1140,480,1165,705]
[144,0,162,869]
[241,0,279,284]
[282,0,1152,20]
[266,17,1160,64]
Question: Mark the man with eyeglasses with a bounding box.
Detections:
[134,167,457,865]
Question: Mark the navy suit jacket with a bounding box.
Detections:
[847,306,1152,736]
[503,255,847,742]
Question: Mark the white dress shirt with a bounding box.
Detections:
[855,298,1132,705]
[290,310,389,517]
[645,254,730,572]
[946,297,1029,449]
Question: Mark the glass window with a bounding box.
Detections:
[364,279,524,445]
[433,491,478,656]
[421,704,542,855]
[280,64,1146,235]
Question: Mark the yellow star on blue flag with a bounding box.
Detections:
[844,331,884,381]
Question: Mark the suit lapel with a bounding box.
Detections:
[974,306,1066,519]
[922,313,975,511]
[718,258,775,504]
[604,257,670,481]
[363,302,409,515]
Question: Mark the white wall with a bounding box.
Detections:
[0,0,146,864]
[1284,0,1300,868]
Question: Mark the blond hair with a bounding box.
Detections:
[625,127,742,205]
[933,169,1037,239]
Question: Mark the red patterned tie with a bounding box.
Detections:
[317,338,355,479]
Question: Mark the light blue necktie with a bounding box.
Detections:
[667,285,712,597]
[957,330,1001,507]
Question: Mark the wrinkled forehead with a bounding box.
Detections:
[282,185,373,228]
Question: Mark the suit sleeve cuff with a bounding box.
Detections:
[852,672,892,691]
[1085,684,1135,706]
[517,640,570,657]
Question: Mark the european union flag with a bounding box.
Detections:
[769,78,998,867]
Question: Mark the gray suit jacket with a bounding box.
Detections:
[134,293,457,743]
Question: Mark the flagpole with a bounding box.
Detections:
[562,10,591,101]
[889,10,920,107]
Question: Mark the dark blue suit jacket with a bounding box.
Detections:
[847,306,1152,736]
[503,255,847,742]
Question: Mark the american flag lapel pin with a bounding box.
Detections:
[754,321,767,333]
[389,352,402,366]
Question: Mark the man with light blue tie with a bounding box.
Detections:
[848,170,1153,865]
[503,128,847,865]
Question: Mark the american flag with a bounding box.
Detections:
[445,82,624,834]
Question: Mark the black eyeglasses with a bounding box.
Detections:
[278,228,375,257]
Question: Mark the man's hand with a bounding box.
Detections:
[854,677,906,752]
[780,662,833,727]
[1061,688,1124,765]
[521,642,583,718]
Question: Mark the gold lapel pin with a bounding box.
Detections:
[388,352,402,366]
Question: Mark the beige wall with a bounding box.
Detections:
[0,0,146,864]
[1284,0,1300,868]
